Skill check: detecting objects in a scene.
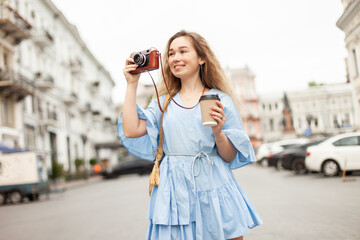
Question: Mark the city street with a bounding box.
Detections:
[0,164,359,240]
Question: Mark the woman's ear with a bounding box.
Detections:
[199,59,205,65]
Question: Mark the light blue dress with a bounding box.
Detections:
[117,89,262,240]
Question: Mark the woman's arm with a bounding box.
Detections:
[210,100,237,163]
[214,131,237,163]
[122,58,147,138]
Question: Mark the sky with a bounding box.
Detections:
[52,0,347,103]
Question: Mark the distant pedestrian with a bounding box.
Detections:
[119,30,262,240]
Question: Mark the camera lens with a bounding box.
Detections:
[133,53,146,66]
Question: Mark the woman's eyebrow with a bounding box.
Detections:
[169,46,189,51]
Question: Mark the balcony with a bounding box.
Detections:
[34,72,54,91]
[62,92,78,106]
[32,28,54,49]
[39,111,58,128]
[0,66,33,101]
[0,3,32,45]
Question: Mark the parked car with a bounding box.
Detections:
[266,138,310,168]
[255,143,272,166]
[101,155,154,179]
[280,139,326,174]
[305,132,360,177]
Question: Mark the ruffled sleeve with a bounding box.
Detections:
[117,96,164,161]
[221,94,257,170]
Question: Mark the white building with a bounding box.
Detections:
[289,83,355,136]
[259,83,356,142]
[337,0,360,129]
[0,0,119,175]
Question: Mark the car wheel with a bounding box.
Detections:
[292,158,307,174]
[9,190,24,204]
[322,160,340,177]
[275,160,283,170]
[261,158,268,167]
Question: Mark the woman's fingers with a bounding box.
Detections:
[126,57,135,65]
[210,100,225,122]
[210,111,225,121]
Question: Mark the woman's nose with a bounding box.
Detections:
[173,52,181,62]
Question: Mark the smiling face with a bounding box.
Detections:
[168,36,204,80]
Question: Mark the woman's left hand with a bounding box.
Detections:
[210,100,225,136]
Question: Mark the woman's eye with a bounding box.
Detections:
[169,52,174,56]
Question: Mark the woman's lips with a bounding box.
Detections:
[174,65,185,70]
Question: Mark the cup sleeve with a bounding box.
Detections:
[117,97,163,161]
[221,96,257,170]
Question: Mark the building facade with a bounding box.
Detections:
[337,0,360,129]
[259,83,356,142]
[0,0,119,175]
[228,66,262,148]
[259,92,284,142]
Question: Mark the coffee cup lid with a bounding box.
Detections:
[200,94,220,101]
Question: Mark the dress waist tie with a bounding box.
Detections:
[165,151,216,191]
[191,151,215,191]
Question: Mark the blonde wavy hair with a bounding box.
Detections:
[158,30,238,105]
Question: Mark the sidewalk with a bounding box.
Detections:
[49,175,103,193]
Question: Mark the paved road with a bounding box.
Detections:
[0,164,359,240]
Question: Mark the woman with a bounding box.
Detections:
[119,30,262,240]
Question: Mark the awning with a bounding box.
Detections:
[0,143,27,153]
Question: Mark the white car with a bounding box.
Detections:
[305,132,360,177]
[255,143,272,162]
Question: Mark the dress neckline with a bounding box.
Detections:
[175,88,214,109]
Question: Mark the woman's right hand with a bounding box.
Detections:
[123,57,140,85]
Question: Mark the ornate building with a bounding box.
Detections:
[337,0,360,129]
[228,66,262,148]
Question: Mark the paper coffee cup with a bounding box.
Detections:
[199,94,220,127]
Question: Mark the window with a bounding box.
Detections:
[333,136,359,147]
[269,118,274,131]
[314,118,318,128]
[343,113,351,126]
[1,98,15,127]
[24,125,36,150]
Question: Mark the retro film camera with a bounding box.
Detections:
[130,47,160,74]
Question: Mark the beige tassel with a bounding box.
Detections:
[149,159,160,196]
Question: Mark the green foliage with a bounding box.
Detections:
[308,81,324,87]
[75,158,84,171]
[89,158,97,166]
[51,162,64,179]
